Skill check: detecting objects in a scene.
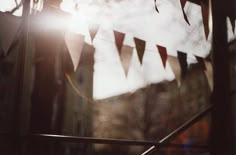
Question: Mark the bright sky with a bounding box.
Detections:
[0,0,235,99]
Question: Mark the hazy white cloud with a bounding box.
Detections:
[74,0,211,99]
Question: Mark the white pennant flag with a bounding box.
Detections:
[89,24,99,43]
[65,32,85,71]
[120,45,134,77]
[168,55,181,87]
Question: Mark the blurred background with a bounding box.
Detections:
[0,0,235,155]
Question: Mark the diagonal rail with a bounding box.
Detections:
[141,105,213,155]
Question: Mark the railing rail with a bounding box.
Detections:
[141,105,213,155]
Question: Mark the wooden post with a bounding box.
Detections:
[210,0,234,154]
[15,0,31,154]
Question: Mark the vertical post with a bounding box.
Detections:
[229,0,236,153]
[210,0,234,154]
[15,0,31,154]
[15,0,31,131]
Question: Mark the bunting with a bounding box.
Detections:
[154,0,190,25]
[157,45,168,68]
[177,51,188,77]
[168,55,181,87]
[89,24,99,43]
[0,10,211,82]
[200,0,209,39]
[120,45,134,76]
[134,37,146,64]
[180,0,190,25]
[64,32,85,71]
[114,30,125,54]
[154,0,213,36]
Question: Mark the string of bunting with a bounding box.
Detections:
[64,24,212,88]
[54,0,233,93]
[62,21,214,103]
[0,11,212,89]
[0,7,214,97]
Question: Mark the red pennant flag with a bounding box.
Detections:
[120,45,134,76]
[89,24,99,43]
[134,37,146,64]
[180,0,190,25]
[154,0,159,13]
[177,51,188,77]
[157,45,167,68]
[65,32,85,71]
[200,0,209,39]
[168,55,181,87]
[195,55,206,70]
[229,17,235,34]
[114,30,125,55]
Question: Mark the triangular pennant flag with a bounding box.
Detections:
[114,30,125,54]
[134,37,146,64]
[200,0,209,39]
[195,55,206,70]
[180,0,190,25]
[88,24,99,43]
[154,0,159,13]
[168,55,181,87]
[177,51,188,78]
[120,45,134,77]
[157,45,168,68]
[64,32,85,71]
[229,17,235,34]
